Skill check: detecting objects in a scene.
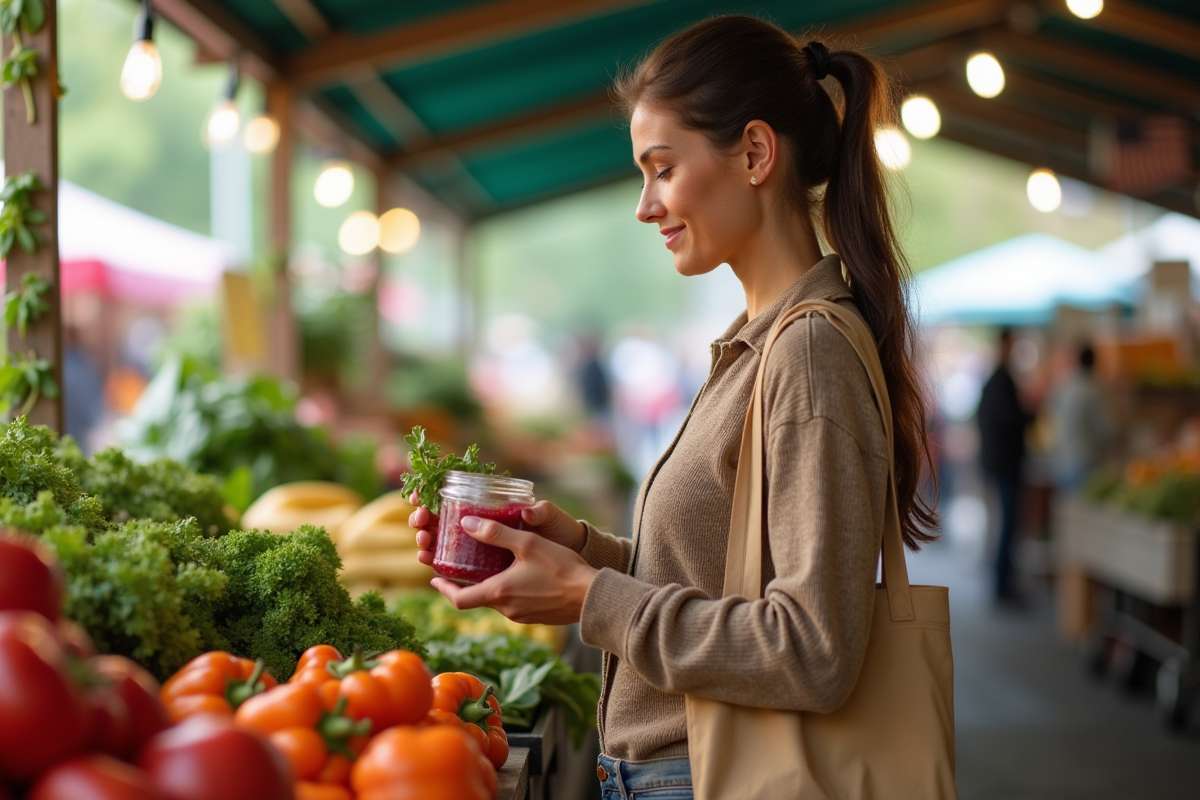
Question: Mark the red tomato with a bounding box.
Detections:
[0,612,91,782]
[57,619,97,659]
[28,754,162,800]
[138,714,294,800]
[89,656,171,760]
[0,534,63,621]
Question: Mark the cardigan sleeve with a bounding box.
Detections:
[579,314,891,712]
[578,520,634,574]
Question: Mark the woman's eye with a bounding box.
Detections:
[655,166,673,180]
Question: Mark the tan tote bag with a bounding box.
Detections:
[686,299,957,800]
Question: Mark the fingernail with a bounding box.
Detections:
[461,516,479,532]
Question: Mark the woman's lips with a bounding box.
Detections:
[662,226,684,249]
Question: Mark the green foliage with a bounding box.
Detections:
[119,356,382,505]
[0,0,45,124]
[72,447,235,536]
[0,352,57,418]
[1084,466,1200,524]
[0,417,85,512]
[0,171,48,258]
[180,525,425,680]
[399,426,502,515]
[0,0,46,35]
[5,271,51,337]
[387,358,481,422]
[297,289,374,382]
[42,518,228,680]
[424,633,600,748]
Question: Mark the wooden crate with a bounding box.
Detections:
[1055,495,1198,606]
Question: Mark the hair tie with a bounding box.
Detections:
[804,41,830,80]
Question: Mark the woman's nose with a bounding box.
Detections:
[636,189,663,224]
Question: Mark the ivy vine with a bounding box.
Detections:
[0,0,46,124]
[0,170,47,258]
[0,350,57,417]
[5,271,49,337]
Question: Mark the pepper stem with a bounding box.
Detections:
[226,659,267,709]
[317,694,373,760]
[458,685,498,730]
[326,645,378,679]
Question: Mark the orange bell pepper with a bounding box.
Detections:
[234,682,371,782]
[291,646,433,732]
[295,782,354,800]
[429,672,509,770]
[160,653,277,723]
[352,725,496,800]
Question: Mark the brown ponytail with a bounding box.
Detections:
[614,15,939,549]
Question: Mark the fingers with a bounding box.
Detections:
[431,577,492,610]
[461,516,531,556]
[408,505,436,530]
[416,550,434,566]
[415,529,434,549]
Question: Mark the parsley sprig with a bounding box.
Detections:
[400,426,503,515]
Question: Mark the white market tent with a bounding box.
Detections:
[1,169,235,308]
[909,233,1135,327]
[1099,213,1200,283]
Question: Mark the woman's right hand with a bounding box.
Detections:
[409,494,587,566]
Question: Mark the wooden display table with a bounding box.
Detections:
[498,747,530,800]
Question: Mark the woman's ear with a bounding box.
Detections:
[742,119,778,184]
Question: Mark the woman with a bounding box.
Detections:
[410,15,938,798]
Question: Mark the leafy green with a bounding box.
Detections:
[0,351,57,418]
[42,519,228,679]
[424,633,600,748]
[5,271,50,337]
[176,525,426,680]
[119,356,383,505]
[400,426,503,515]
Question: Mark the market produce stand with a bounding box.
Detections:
[1056,495,1200,728]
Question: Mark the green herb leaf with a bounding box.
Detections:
[399,426,504,514]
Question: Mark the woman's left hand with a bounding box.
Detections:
[430,516,598,626]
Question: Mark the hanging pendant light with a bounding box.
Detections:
[204,62,241,148]
[120,0,162,101]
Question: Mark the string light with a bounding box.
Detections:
[243,115,280,154]
[339,211,380,255]
[204,63,241,148]
[120,0,162,101]
[966,52,1005,98]
[379,208,421,254]
[314,161,355,208]
[1066,0,1103,19]
[901,95,941,139]
[1027,168,1062,212]
[874,126,912,171]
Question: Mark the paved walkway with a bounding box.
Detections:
[909,542,1200,800]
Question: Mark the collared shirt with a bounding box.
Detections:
[577,254,893,760]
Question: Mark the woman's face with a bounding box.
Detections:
[631,102,760,276]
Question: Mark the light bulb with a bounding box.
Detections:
[244,115,280,154]
[205,99,241,147]
[1027,168,1062,213]
[314,161,355,208]
[1066,0,1103,19]
[339,211,380,255]
[966,52,1005,98]
[901,95,941,139]
[874,127,911,171]
[379,208,421,254]
[120,39,162,101]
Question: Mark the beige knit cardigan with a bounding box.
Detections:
[577,254,892,761]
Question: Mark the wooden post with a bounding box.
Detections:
[364,165,390,410]
[4,1,62,430]
[266,82,299,383]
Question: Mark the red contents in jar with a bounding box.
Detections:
[433,500,528,585]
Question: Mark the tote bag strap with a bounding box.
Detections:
[723,298,915,622]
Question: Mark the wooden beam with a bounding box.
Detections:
[4,3,62,429]
[271,0,330,40]
[917,76,1089,152]
[980,28,1200,118]
[286,0,651,87]
[392,93,613,168]
[1047,0,1200,62]
[829,0,1006,48]
[151,0,279,83]
[266,83,299,383]
[935,118,1198,219]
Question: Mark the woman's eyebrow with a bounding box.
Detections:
[637,144,673,165]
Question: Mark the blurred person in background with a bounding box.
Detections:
[977,326,1036,604]
[1047,343,1113,493]
[63,324,106,455]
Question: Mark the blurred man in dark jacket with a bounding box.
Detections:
[978,327,1036,603]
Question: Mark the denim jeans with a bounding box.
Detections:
[597,753,693,800]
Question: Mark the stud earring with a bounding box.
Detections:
[750,176,758,184]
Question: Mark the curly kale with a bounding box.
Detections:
[74,448,235,536]
[41,519,227,680]
[0,417,104,530]
[187,525,425,679]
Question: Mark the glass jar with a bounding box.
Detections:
[434,471,535,585]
